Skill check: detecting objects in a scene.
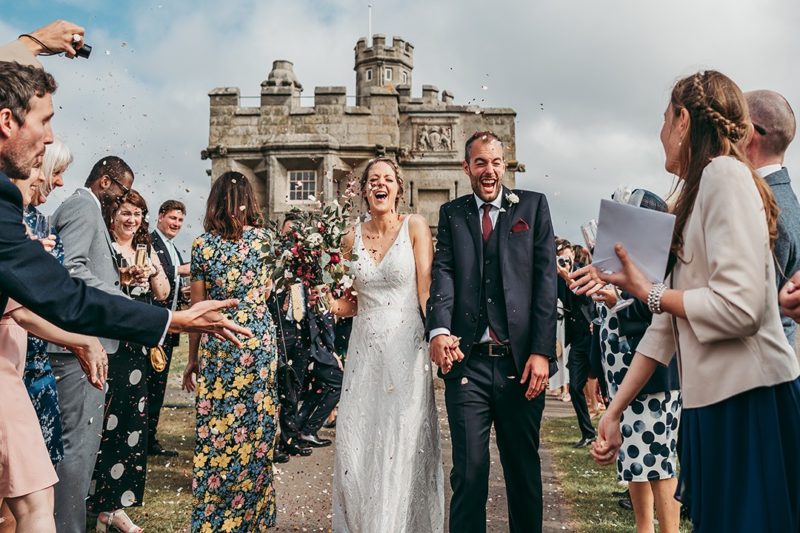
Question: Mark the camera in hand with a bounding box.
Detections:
[557,256,572,269]
[75,43,92,59]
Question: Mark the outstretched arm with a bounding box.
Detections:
[10,306,107,388]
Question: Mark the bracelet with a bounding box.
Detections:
[647,283,668,314]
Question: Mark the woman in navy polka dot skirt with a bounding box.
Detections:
[595,300,681,532]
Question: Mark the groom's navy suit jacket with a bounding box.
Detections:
[0,171,168,346]
[427,188,558,380]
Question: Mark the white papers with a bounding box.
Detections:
[592,199,676,283]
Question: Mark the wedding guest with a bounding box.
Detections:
[88,190,168,533]
[556,238,596,447]
[148,199,190,457]
[49,156,142,533]
[295,312,343,447]
[0,166,105,533]
[579,70,800,532]
[271,213,314,458]
[182,172,279,531]
[744,90,800,346]
[591,190,682,533]
[549,239,570,402]
[22,139,72,465]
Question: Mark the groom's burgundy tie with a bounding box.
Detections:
[481,203,493,242]
[481,203,501,343]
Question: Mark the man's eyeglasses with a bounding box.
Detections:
[108,175,130,196]
[753,123,767,136]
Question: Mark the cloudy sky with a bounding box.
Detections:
[3,0,799,255]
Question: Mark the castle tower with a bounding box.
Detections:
[354,34,414,106]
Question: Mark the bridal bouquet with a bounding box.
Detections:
[265,176,360,313]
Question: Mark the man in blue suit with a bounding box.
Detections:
[745,90,800,347]
[427,131,557,533]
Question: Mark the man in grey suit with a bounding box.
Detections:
[745,90,800,346]
[48,155,140,533]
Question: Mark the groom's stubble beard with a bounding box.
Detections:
[468,169,503,203]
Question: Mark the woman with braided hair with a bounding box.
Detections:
[572,70,800,532]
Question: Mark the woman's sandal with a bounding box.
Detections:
[96,510,144,533]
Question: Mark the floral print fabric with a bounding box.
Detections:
[23,205,64,464]
[190,228,278,532]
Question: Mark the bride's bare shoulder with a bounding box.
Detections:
[406,214,432,239]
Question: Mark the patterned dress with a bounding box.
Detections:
[87,243,157,512]
[598,305,681,482]
[190,228,278,533]
[22,205,65,464]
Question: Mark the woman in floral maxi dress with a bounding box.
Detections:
[183,171,278,532]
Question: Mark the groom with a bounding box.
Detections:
[427,131,557,533]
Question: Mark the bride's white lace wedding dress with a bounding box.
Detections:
[332,216,444,532]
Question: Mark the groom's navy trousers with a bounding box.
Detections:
[445,350,545,533]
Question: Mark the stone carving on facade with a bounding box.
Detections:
[414,124,454,152]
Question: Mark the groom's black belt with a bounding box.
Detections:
[472,343,510,357]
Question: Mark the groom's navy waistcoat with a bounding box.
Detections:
[478,221,509,343]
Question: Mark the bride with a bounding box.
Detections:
[327,157,444,532]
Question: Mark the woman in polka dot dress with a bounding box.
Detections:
[88,191,170,533]
[592,189,682,532]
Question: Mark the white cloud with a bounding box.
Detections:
[3,0,799,253]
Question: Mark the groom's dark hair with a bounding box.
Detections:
[464,130,503,162]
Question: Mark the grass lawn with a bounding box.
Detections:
[543,415,692,533]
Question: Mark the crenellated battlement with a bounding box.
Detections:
[354,35,414,68]
[205,34,519,230]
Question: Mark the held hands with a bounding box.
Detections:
[71,339,107,390]
[570,244,651,302]
[520,354,549,400]
[170,299,253,347]
[429,334,464,374]
[590,412,623,466]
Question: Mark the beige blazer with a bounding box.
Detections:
[637,156,800,408]
[0,41,41,67]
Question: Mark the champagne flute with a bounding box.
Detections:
[118,256,133,287]
[580,219,598,259]
[34,212,51,239]
[135,244,148,268]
